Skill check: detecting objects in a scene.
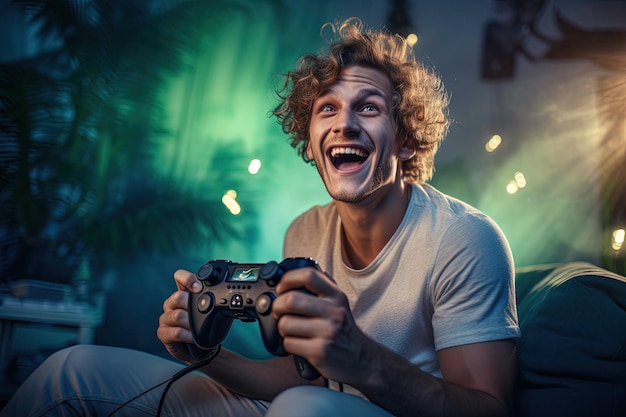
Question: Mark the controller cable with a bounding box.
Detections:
[106,345,222,417]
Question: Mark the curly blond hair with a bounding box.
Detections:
[273,18,450,184]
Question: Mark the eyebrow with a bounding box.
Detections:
[317,86,388,102]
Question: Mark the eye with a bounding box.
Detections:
[319,104,335,113]
[361,104,378,112]
[359,103,382,115]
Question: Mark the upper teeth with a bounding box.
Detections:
[330,147,368,158]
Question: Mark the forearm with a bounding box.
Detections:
[198,348,322,401]
[353,346,510,417]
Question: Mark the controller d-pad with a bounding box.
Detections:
[197,293,214,314]
[230,294,244,309]
[255,293,274,316]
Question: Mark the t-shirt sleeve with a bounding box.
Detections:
[282,205,330,260]
[283,215,303,259]
[430,212,520,350]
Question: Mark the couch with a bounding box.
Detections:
[514,261,626,417]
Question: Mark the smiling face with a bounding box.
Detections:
[307,65,415,204]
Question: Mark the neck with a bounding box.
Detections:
[335,182,412,269]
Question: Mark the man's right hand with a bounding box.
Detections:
[157,269,203,363]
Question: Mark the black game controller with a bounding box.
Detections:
[188,257,321,380]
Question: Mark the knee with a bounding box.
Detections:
[51,343,94,359]
[266,386,338,417]
[24,344,100,382]
[41,344,101,369]
[30,344,138,383]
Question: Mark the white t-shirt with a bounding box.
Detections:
[283,183,520,395]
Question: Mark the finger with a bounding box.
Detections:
[157,319,194,344]
[174,269,203,293]
[160,303,190,329]
[281,335,321,362]
[277,315,326,339]
[276,268,336,297]
[273,290,321,319]
[280,331,330,372]
[162,290,190,313]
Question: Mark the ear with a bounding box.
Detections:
[305,140,313,160]
[398,137,416,161]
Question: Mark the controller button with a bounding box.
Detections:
[246,298,253,305]
[255,294,273,316]
[218,298,228,305]
[197,294,214,314]
[230,294,244,309]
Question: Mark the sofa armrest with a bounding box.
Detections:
[515,262,626,417]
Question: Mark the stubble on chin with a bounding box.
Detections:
[319,159,393,204]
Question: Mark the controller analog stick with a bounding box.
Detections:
[255,293,273,316]
[197,264,213,279]
[260,262,279,279]
[197,264,221,286]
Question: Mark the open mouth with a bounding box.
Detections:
[329,146,370,171]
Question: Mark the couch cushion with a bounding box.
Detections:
[515,262,626,417]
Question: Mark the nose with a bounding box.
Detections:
[332,109,360,137]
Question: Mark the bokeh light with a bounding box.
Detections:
[485,134,502,152]
[222,190,241,215]
[506,180,519,194]
[613,228,625,251]
[406,33,418,47]
[248,159,262,175]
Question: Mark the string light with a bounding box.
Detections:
[613,228,625,251]
[248,159,261,175]
[406,33,418,46]
[506,180,518,194]
[222,190,241,215]
[485,134,502,152]
[514,171,526,188]
[506,171,526,194]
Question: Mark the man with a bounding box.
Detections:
[0,19,519,417]
[159,18,519,417]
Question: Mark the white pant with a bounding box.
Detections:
[0,345,394,417]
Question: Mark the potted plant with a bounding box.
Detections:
[0,0,248,286]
